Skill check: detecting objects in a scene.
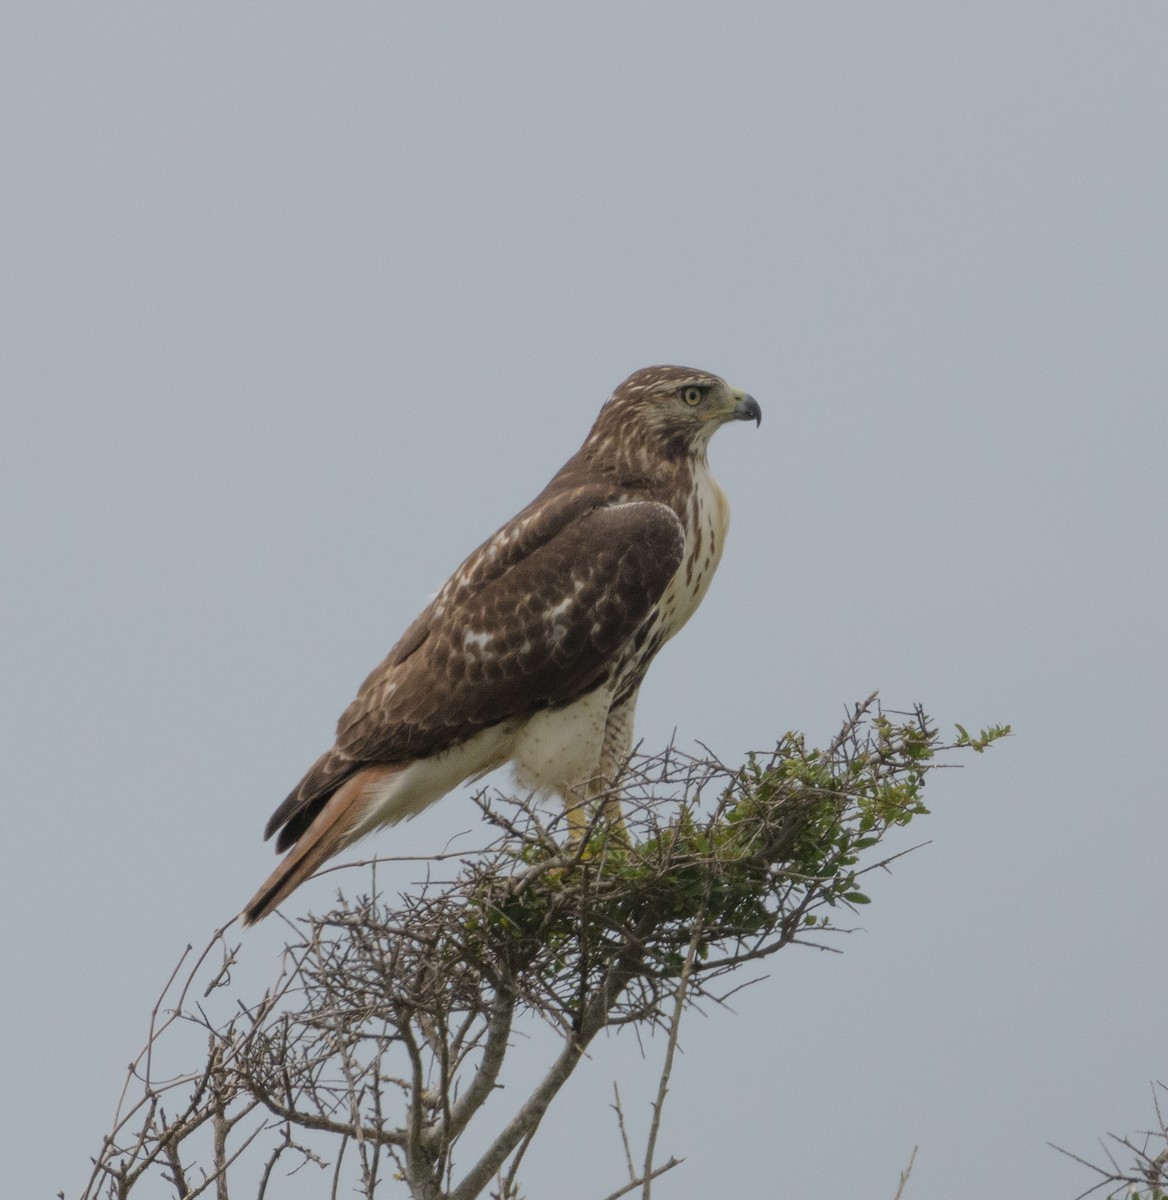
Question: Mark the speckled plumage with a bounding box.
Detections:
[243,365,760,924]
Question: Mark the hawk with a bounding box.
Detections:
[242,365,760,924]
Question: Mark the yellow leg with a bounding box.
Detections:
[562,782,628,847]
[566,797,589,843]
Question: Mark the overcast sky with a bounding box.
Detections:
[3,5,1165,1198]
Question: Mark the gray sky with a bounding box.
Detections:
[3,5,1165,1197]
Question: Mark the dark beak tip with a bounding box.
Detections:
[736,394,762,427]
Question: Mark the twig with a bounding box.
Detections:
[611,1083,636,1184]
[600,1157,683,1200]
[891,1145,918,1200]
[641,917,704,1198]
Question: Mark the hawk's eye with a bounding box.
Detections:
[681,386,703,406]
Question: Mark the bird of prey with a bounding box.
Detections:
[242,365,760,924]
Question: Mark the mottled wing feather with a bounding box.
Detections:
[353,483,614,688]
[342,500,685,752]
[266,497,684,849]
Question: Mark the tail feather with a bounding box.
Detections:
[241,765,401,925]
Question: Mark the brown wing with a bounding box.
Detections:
[265,497,684,850]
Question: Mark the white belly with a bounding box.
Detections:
[510,685,614,795]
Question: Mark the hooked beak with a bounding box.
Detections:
[732,392,762,427]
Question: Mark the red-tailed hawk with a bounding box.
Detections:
[242,366,760,924]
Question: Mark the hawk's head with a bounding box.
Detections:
[587,365,761,465]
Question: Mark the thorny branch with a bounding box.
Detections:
[70,699,1007,1200]
[1051,1082,1168,1200]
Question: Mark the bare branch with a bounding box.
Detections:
[611,1083,636,1185]
[642,917,704,1198]
[1051,1081,1168,1200]
[600,1158,683,1200]
[891,1145,918,1200]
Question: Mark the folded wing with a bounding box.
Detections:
[263,497,685,852]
